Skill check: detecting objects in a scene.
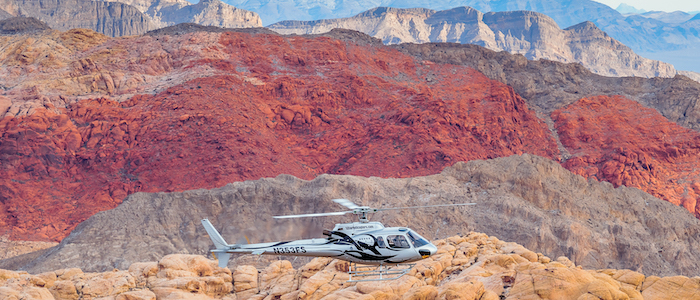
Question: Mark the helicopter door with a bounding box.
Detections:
[377,236,386,248]
[386,235,411,249]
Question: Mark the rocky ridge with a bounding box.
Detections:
[3,234,700,299]
[0,17,50,35]
[4,154,700,278]
[270,7,676,78]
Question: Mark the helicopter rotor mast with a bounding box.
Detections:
[273,199,475,223]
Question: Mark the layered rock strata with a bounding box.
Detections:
[4,154,700,278]
[95,0,262,29]
[232,0,700,61]
[0,0,156,36]
[270,7,677,78]
[0,0,261,37]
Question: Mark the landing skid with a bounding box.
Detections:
[347,263,416,282]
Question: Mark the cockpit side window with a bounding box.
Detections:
[377,236,386,248]
[407,231,430,248]
[387,235,411,248]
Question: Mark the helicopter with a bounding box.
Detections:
[201,199,475,281]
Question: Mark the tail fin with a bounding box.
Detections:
[202,219,229,249]
[201,219,232,268]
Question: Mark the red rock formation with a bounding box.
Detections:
[0,32,558,241]
[554,95,700,216]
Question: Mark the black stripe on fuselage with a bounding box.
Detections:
[344,250,396,261]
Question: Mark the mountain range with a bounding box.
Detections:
[270,6,677,78]
[227,0,700,73]
[1,0,695,80]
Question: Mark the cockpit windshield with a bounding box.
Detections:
[407,230,429,248]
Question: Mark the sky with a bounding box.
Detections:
[593,0,700,12]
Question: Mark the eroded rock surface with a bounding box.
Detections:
[2,235,700,299]
[390,41,700,131]
[0,0,156,36]
[554,95,700,217]
[4,155,700,278]
[0,30,557,241]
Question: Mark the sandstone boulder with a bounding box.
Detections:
[2,234,700,299]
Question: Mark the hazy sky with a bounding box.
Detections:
[594,0,700,12]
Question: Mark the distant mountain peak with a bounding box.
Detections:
[564,20,599,31]
[616,3,646,14]
[691,13,700,21]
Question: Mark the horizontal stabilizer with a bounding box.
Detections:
[215,252,230,268]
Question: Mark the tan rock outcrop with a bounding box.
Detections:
[6,234,699,299]
[0,235,57,260]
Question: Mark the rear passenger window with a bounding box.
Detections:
[377,237,386,248]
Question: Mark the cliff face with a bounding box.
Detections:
[0,0,261,37]
[230,0,700,67]
[269,7,677,78]
[4,154,700,278]
[0,0,157,36]
[95,0,263,29]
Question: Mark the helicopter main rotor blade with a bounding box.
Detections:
[332,198,360,210]
[272,211,352,219]
[376,203,476,212]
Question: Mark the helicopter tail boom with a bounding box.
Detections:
[201,219,233,268]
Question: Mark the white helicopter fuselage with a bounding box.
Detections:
[202,220,438,267]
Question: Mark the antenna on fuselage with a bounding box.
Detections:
[273,199,476,223]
